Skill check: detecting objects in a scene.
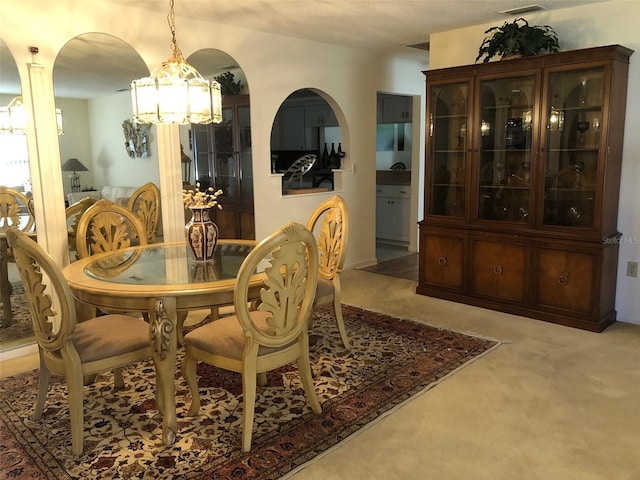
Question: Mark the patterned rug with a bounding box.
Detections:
[0,283,34,348]
[0,305,500,479]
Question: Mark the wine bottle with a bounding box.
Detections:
[337,142,344,168]
[329,143,337,169]
[322,143,330,169]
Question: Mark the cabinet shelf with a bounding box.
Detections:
[419,45,633,332]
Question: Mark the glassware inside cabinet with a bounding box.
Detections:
[477,75,535,222]
[213,107,237,198]
[543,67,604,227]
[428,83,468,217]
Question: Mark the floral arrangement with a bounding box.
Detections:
[182,183,223,209]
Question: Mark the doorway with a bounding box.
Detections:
[375,93,414,263]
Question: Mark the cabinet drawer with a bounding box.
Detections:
[376,184,411,198]
[420,231,464,290]
[535,247,594,314]
[471,239,527,303]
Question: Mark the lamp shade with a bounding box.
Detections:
[62,158,89,173]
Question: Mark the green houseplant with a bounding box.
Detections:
[475,17,559,63]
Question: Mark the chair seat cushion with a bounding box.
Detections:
[184,311,284,360]
[73,314,150,363]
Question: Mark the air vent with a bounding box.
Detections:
[499,4,546,15]
[407,42,430,51]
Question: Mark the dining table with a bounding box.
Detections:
[62,239,261,446]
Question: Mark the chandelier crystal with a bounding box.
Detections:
[130,0,222,125]
[0,96,64,135]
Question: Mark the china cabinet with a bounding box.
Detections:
[192,95,254,239]
[417,45,633,332]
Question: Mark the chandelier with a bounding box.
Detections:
[0,95,64,135]
[130,0,222,125]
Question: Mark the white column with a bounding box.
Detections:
[25,62,68,266]
[156,123,186,243]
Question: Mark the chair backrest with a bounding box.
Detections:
[306,195,348,281]
[0,186,35,233]
[66,197,99,260]
[127,182,160,243]
[7,228,77,353]
[285,154,316,186]
[75,198,147,259]
[234,221,318,349]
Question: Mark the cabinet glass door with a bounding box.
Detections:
[477,74,536,223]
[428,82,468,218]
[238,105,253,200]
[543,67,604,228]
[213,106,237,199]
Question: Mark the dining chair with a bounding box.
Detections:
[182,221,322,452]
[0,186,35,233]
[65,197,98,260]
[75,198,147,259]
[7,228,152,455]
[127,182,160,243]
[306,194,350,349]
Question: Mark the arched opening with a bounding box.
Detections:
[270,88,342,195]
[185,49,254,239]
[53,33,152,208]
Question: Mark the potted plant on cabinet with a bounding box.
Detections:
[475,17,560,63]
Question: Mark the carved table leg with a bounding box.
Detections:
[149,296,178,446]
[0,237,13,328]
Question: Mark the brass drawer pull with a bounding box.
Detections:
[558,272,569,286]
[438,257,447,266]
[493,265,503,275]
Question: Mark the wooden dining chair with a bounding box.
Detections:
[306,194,350,349]
[75,198,147,259]
[0,186,35,234]
[65,196,98,260]
[182,222,322,452]
[127,182,160,243]
[7,228,152,455]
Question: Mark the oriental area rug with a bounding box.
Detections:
[0,305,500,479]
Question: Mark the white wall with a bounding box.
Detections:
[56,98,93,196]
[430,0,640,324]
[87,92,160,189]
[1,0,428,272]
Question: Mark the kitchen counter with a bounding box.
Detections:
[376,170,411,186]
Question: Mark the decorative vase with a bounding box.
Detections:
[185,206,219,262]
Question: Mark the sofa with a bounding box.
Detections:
[67,186,139,207]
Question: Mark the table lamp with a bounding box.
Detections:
[62,158,88,193]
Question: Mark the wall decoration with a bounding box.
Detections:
[122,119,149,158]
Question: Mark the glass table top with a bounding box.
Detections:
[83,242,254,286]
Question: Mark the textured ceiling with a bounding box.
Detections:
[1,0,609,98]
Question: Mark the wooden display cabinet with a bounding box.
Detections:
[192,95,254,239]
[417,45,633,332]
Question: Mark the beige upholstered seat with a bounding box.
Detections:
[306,195,350,349]
[75,198,147,259]
[65,197,98,260]
[182,222,322,452]
[7,229,152,455]
[127,182,160,243]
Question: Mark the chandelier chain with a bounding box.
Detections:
[167,0,184,60]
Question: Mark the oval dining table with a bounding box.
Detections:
[62,240,261,446]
